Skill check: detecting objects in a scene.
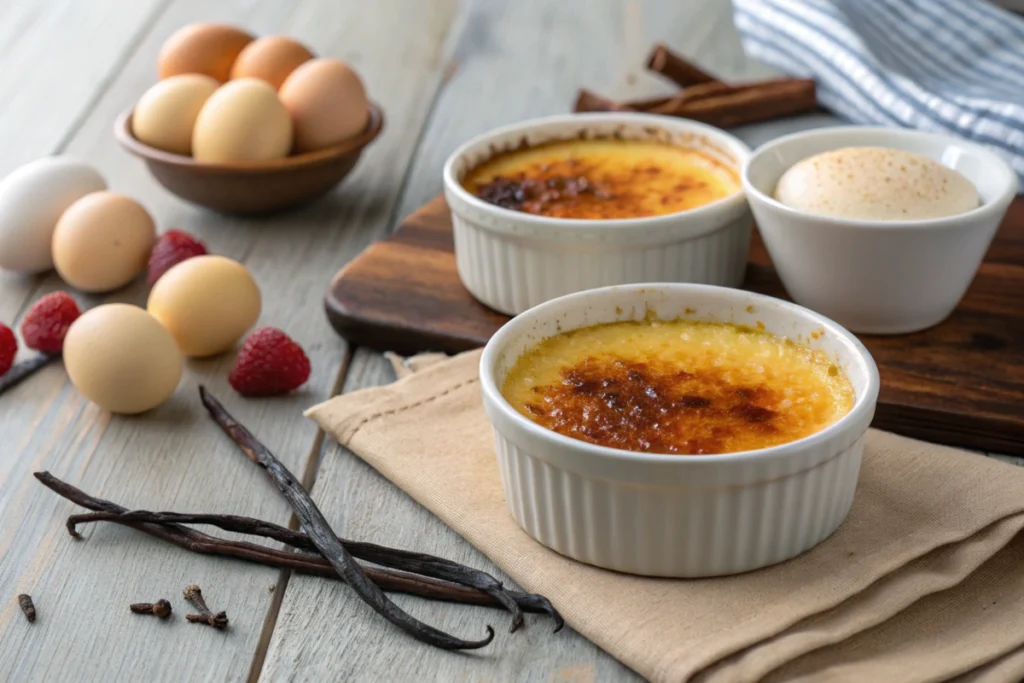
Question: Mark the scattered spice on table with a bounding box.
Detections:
[130,599,172,618]
[65,507,538,631]
[17,594,36,623]
[183,585,228,630]
[35,472,561,628]
[33,386,566,653]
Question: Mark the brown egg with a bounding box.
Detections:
[279,58,370,153]
[147,255,261,357]
[230,36,315,90]
[64,304,182,415]
[158,23,254,82]
[52,192,156,293]
[192,79,293,163]
[132,74,220,155]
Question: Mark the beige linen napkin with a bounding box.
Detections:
[307,349,1024,683]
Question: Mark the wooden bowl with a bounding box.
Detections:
[115,103,384,215]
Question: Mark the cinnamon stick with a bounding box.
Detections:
[645,79,761,112]
[574,78,817,128]
[660,78,818,128]
[646,43,718,87]
[574,89,639,113]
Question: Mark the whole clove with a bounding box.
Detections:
[17,594,35,623]
[130,599,172,618]
[183,585,228,630]
[199,386,495,651]
[0,354,56,397]
[34,471,562,628]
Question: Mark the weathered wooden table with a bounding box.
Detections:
[1,1,1020,681]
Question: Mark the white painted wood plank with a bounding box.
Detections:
[0,0,167,177]
[0,0,460,681]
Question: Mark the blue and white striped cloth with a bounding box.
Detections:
[733,0,1024,190]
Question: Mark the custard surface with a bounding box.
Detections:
[501,319,855,455]
[462,139,739,219]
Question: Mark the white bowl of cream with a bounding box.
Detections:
[742,126,1016,334]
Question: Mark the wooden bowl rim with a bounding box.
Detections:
[115,101,384,174]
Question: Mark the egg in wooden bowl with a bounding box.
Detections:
[116,103,383,216]
[116,23,385,215]
[444,113,753,315]
[480,283,879,577]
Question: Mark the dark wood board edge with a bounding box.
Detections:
[325,304,490,356]
[872,404,1024,456]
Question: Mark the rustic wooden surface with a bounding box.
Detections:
[325,195,1024,455]
[0,1,1020,682]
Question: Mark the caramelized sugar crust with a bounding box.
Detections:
[462,139,739,219]
[501,320,855,455]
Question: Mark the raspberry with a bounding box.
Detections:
[0,323,16,375]
[147,229,207,286]
[21,292,81,354]
[228,327,311,397]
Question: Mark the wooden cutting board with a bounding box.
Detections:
[325,195,1024,455]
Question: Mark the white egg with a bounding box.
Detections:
[0,157,107,273]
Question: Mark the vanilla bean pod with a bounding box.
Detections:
[35,472,559,623]
[66,509,549,632]
[0,354,55,396]
[199,386,497,651]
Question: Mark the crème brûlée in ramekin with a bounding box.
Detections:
[480,283,879,577]
[501,318,855,455]
[443,113,754,316]
[461,138,741,219]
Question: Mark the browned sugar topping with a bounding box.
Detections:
[523,356,788,455]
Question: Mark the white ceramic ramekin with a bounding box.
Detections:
[743,126,1016,335]
[479,283,879,578]
[443,113,753,316]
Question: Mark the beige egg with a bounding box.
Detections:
[279,58,369,153]
[192,79,293,163]
[230,36,315,90]
[132,74,220,155]
[774,147,979,220]
[147,254,261,357]
[64,304,182,414]
[52,192,156,293]
[158,23,254,82]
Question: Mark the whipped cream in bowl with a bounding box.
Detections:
[774,146,979,221]
[742,127,1015,334]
